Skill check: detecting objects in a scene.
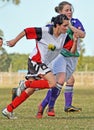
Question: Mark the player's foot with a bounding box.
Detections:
[2,108,17,119]
[16,80,26,96]
[64,106,82,112]
[47,107,55,116]
[36,104,44,119]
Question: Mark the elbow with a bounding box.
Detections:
[81,33,85,38]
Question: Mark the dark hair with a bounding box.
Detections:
[51,14,69,27]
[55,1,74,13]
[0,37,3,40]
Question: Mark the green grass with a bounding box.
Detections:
[0,87,94,130]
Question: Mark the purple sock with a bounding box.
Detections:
[64,86,73,107]
[48,87,61,108]
[41,89,51,108]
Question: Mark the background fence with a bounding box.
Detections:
[0,72,94,88]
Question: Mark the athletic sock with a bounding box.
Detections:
[25,79,50,89]
[41,89,51,108]
[7,91,29,112]
[48,83,62,108]
[64,85,73,107]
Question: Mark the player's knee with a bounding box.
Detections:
[49,81,56,88]
[66,77,75,85]
[25,88,35,96]
[57,79,64,86]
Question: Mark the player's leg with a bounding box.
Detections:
[19,72,56,89]
[12,73,55,101]
[64,75,82,112]
[16,60,56,97]
[36,55,66,118]
[36,82,63,118]
[36,89,52,118]
[64,57,82,112]
[47,72,65,116]
[47,55,66,116]
[11,77,35,101]
[35,72,57,118]
[2,88,35,119]
[64,75,74,111]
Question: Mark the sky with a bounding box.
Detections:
[0,0,93,56]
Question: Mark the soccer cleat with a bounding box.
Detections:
[64,106,82,112]
[2,108,17,119]
[47,107,55,116]
[36,104,44,119]
[16,80,26,96]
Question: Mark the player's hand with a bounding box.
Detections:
[73,32,79,43]
[7,39,17,47]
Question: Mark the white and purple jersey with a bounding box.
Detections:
[71,18,85,32]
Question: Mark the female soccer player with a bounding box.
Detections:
[2,14,74,119]
[36,1,85,118]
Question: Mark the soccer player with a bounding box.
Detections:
[36,1,85,118]
[2,14,74,119]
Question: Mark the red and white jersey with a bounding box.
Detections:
[25,26,67,65]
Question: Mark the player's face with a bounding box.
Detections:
[0,39,3,47]
[59,4,73,19]
[59,20,69,34]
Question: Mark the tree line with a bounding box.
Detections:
[0,47,28,72]
[0,47,94,72]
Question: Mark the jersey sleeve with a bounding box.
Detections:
[24,27,42,40]
[71,18,85,32]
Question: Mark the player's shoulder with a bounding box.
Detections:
[41,26,49,32]
[71,18,81,23]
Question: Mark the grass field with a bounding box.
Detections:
[0,87,94,130]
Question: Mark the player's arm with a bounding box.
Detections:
[7,27,42,47]
[69,19,85,38]
[69,24,85,38]
[70,33,78,53]
[7,31,25,47]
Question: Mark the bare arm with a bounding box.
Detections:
[69,24,85,38]
[7,30,25,47]
[70,33,78,54]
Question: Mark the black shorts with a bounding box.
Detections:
[25,58,51,79]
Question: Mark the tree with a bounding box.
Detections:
[9,53,28,72]
[0,47,11,71]
[76,39,86,71]
[1,0,20,5]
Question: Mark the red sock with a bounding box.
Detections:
[25,79,50,89]
[7,91,29,112]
